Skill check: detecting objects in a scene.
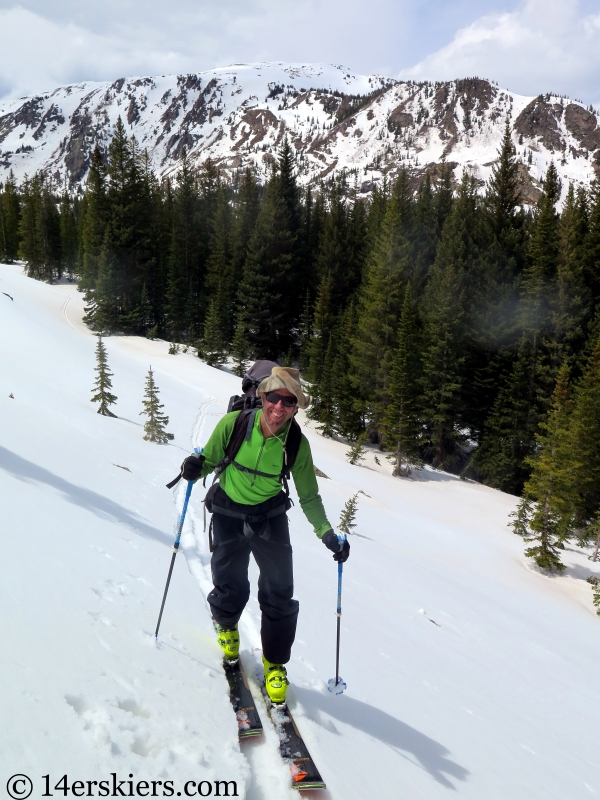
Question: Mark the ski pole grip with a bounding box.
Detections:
[165,447,204,489]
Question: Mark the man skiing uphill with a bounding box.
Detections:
[181,365,350,706]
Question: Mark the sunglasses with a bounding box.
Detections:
[265,391,298,408]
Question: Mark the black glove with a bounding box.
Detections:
[322,530,350,563]
[181,454,205,482]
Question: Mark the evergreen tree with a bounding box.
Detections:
[512,363,576,571]
[17,172,61,281]
[584,179,600,306]
[483,117,524,283]
[231,314,250,377]
[303,186,325,297]
[80,145,108,292]
[469,120,525,440]
[351,188,410,436]
[365,181,388,251]
[18,174,43,277]
[381,284,423,475]
[474,164,562,491]
[59,191,78,280]
[230,167,260,286]
[569,340,600,532]
[87,226,121,332]
[0,171,21,262]
[330,302,363,440]
[202,297,227,367]
[420,174,476,469]
[554,184,590,363]
[40,176,62,281]
[166,149,200,340]
[238,169,296,359]
[91,336,117,416]
[311,333,337,437]
[347,434,366,465]
[204,183,233,343]
[306,275,334,387]
[140,367,174,442]
[410,172,437,292]
[297,289,313,371]
[434,160,454,239]
[520,162,561,341]
[317,178,353,307]
[474,336,543,493]
[338,493,359,536]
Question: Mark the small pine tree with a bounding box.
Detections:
[91,336,117,417]
[347,433,366,465]
[140,367,174,443]
[510,363,576,571]
[338,493,359,536]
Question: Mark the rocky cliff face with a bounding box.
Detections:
[0,62,598,203]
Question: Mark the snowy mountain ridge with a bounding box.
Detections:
[1,62,600,203]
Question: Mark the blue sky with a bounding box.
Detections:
[0,0,599,104]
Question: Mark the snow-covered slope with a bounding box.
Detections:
[1,63,599,203]
[2,262,600,798]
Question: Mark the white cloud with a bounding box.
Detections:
[401,0,600,106]
[0,7,204,98]
[0,1,407,101]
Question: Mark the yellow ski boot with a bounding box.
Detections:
[263,655,289,706]
[215,624,239,663]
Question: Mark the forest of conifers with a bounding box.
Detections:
[3,115,600,571]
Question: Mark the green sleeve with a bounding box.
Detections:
[198,412,239,479]
[291,435,333,538]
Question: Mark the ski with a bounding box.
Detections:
[262,688,326,791]
[223,659,263,739]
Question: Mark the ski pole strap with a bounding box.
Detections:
[166,447,204,489]
[166,473,182,489]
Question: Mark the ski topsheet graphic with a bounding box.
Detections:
[261,686,326,791]
[223,657,325,789]
[223,659,263,738]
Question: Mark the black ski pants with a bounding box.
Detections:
[207,486,299,664]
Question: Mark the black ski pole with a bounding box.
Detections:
[155,448,201,640]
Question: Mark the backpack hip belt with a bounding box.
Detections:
[211,501,288,540]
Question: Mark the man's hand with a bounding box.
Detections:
[181,454,205,482]
[322,530,350,563]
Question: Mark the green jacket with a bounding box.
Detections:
[200,410,332,538]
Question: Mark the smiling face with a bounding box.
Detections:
[260,388,297,437]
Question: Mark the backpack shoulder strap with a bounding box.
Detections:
[214,409,257,477]
[282,417,302,478]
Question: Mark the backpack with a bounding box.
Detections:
[226,360,279,413]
